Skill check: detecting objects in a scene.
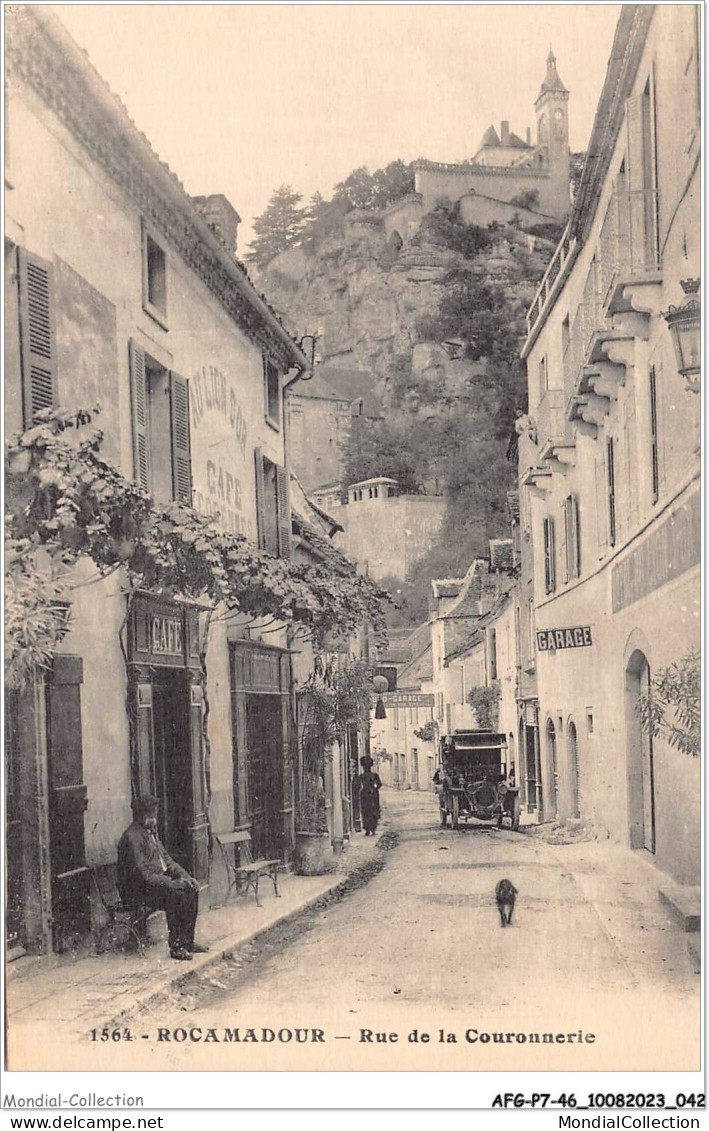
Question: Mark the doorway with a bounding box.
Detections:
[568,721,581,818]
[625,649,656,853]
[545,718,559,819]
[245,694,284,860]
[152,670,192,871]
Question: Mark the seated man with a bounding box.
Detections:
[117,794,209,961]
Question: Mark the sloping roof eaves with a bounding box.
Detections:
[570,6,656,244]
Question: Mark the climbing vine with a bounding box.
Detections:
[635,650,700,758]
[5,407,389,688]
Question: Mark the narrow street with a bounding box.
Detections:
[127,790,698,1073]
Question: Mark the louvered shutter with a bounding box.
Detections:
[624,391,639,529]
[595,455,608,557]
[275,464,291,559]
[254,448,266,549]
[169,372,192,504]
[625,94,645,272]
[560,500,569,585]
[543,518,551,594]
[129,339,151,491]
[572,495,581,578]
[606,437,616,547]
[18,249,57,426]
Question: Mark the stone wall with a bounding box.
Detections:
[336,494,446,583]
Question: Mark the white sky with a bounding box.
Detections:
[52,3,621,249]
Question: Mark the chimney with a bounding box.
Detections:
[191,194,241,254]
[501,121,510,145]
[526,127,532,146]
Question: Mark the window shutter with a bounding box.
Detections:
[606,437,616,547]
[18,249,57,426]
[169,372,192,504]
[595,455,608,557]
[129,339,150,491]
[275,464,291,559]
[649,365,660,502]
[548,517,556,591]
[624,390,638,529]
[572,495,581,578]
[625,94,645,269]
[560,499,569,585]
[543,517,551,594]
[254,448,266,549]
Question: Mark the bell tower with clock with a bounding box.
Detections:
[535,48,570,216]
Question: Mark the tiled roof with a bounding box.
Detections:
[506,491,520,521]
[432,579,463,599]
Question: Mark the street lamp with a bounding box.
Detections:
[372,675,389,719]
[664,279,701,393]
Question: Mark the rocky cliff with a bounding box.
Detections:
[258,209,558,399]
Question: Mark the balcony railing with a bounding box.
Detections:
[525,226,577,341]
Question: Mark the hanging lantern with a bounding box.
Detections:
[663,279,701,392]
[372,674,389,719]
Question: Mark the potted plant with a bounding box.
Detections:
[293,659,372,875]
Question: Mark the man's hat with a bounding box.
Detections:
[132,794,160,816]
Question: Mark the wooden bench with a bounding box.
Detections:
[213,830,281,908]
[91,863,152,958]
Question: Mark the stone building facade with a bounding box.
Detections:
[4,8,309,954]
[519,5,700,885]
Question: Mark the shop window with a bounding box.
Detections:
[16,248,57,426]
[254,448,290,559]
[129,339,191,503]
[264,357,281,429]
[142,222,168,328]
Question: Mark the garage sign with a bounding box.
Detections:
[537,625,592,651]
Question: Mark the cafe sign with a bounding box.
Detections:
[537,625,593,652]
[151,615,184,656]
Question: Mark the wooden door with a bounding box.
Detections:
[45,656,90,952]
[152,673,192,871]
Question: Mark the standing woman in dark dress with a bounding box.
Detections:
[356,756,382,836]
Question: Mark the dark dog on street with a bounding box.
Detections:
[495,878,518,927]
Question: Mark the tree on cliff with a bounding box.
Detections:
[247,184,306,268]
[333,160,415,210]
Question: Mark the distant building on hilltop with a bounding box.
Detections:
[286,366,382,492]
[378,50,571,245]
[324,477,446,584]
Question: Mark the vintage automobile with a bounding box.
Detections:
[436,730,521,831]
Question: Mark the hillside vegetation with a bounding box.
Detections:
[254,164,564,625]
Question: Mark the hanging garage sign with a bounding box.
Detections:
[537,625,593,651]
[382,692,435,707]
